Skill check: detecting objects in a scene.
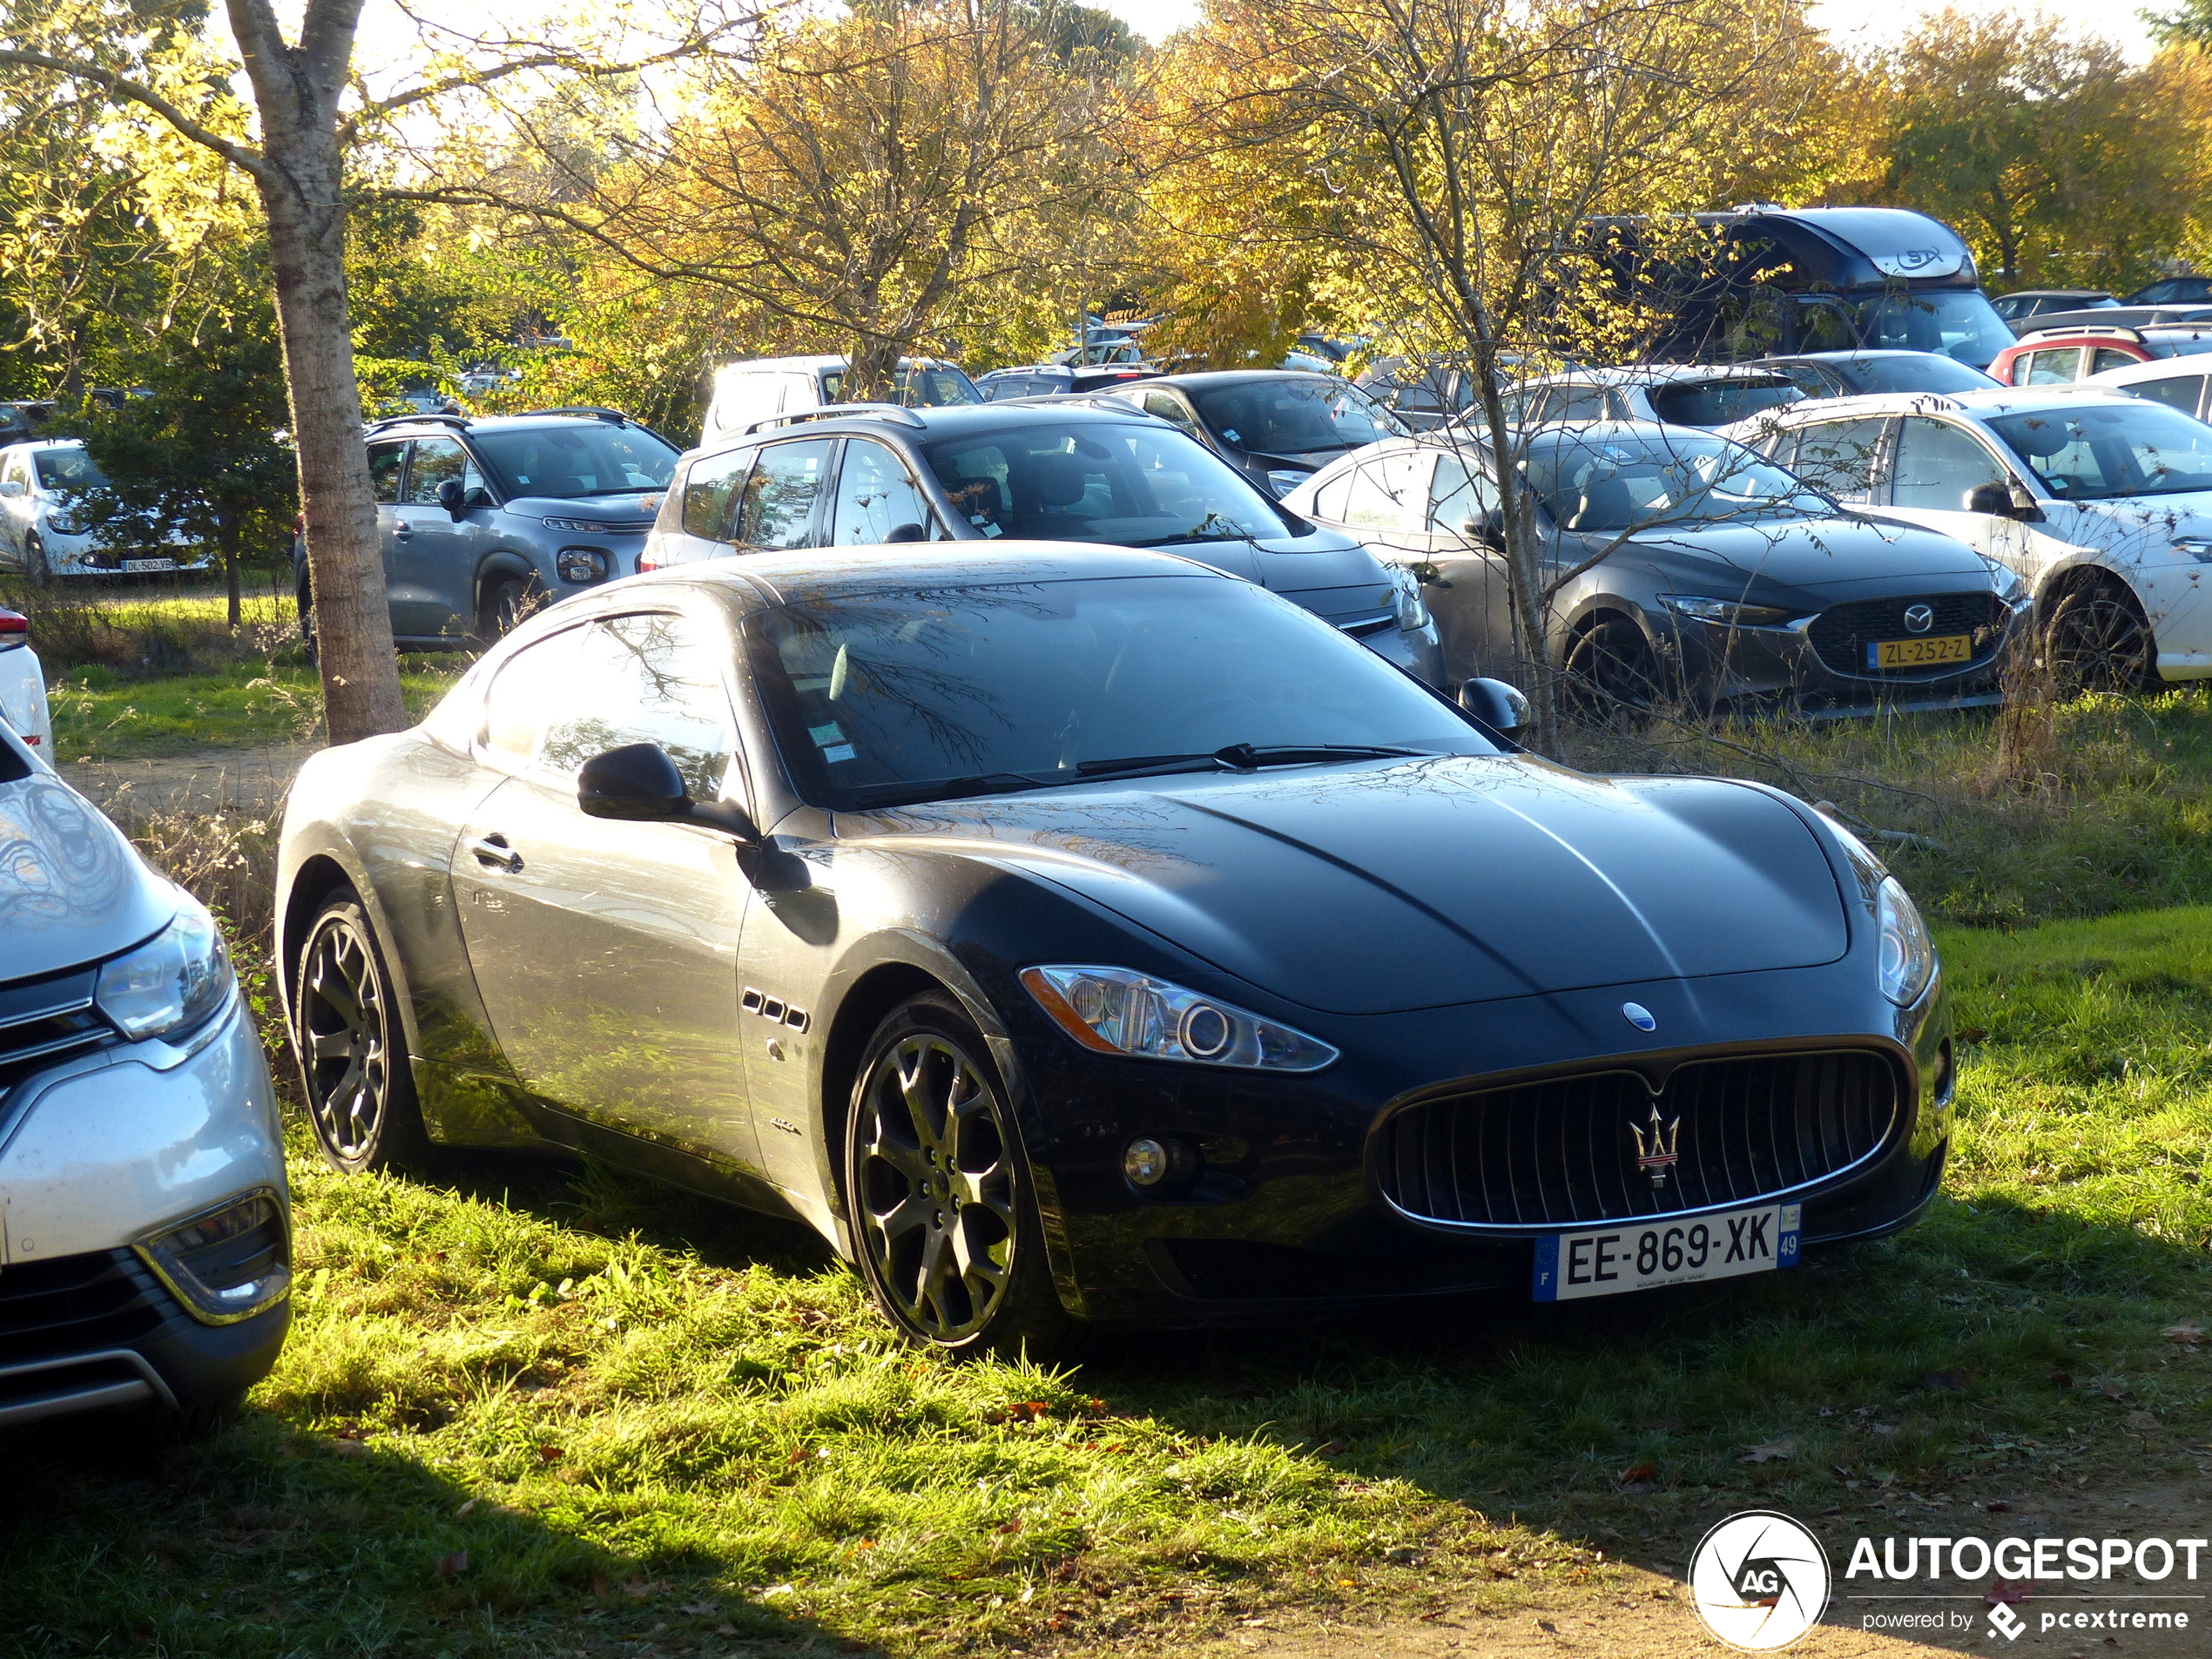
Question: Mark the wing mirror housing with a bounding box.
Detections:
[435,476,469,517]
[577,742,759,842]
[1461,508,1506,550]
[883,521,927,543]
[0,479,21,499]
[1964,481,2042,521]
[1458,677,1529,742]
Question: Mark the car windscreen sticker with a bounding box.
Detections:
[808,721,844,745]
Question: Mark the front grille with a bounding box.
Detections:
[0,966,114,1100]
[1806,593,2008,678]
[0,1248,179,1368]
[1375,1049,1901,1231]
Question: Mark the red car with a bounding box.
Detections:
[1992,322,2212,387]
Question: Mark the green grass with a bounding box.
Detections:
[8,905,2211,1656]
[45,657,468,762]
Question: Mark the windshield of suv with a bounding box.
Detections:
[1526,430,1830,530]
[33,447,106,492]
[1646,377,1802,427]
[469,424,678,499]
[1850,290,2013,368]
[1985,402,2212,500]
[821,364,983,408]
[1190,378,1407,454]
[922,421,1290,545]
[748,575,1489,809]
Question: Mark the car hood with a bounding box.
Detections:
[0,771,176,981]
[1613,516,2000,595]
[863,756,1849,1014]
[2052,491,2212,540]
[1147,529,1393,620]
[507,494,662,529]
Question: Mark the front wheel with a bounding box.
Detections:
[294,888,428,1173]
[23,533,51,586]
[1562,615,1665,729]
[843,993,1077,1361]
[2045,583,2152,693]
[479,576,536,641]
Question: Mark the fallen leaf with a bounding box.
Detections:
[2126,1411,2162,1433]
[1957,1027,1989,1042]
[328,1438,368,1459]
[2097,1378,2129,1400]
[536,1445,563,1462]
[1984,1578,2029,1606]
[995,1517,1023,1535]
[1741,1438,1797,1464]
[434,1551,469,1579]
[455,1500,476,1518]
[2049,1371,2075,1388]
[1618,1461,1657,1483]
[1983,1500,2011,1514]
[2161,1320,2206,1346]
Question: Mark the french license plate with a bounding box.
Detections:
[1532,1204,1800,1302]
[1870,633,1970,670]
[123,556,176,573]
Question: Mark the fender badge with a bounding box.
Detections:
[1622,1001,1657,1032]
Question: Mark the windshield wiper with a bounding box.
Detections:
[1072,742,1426,781]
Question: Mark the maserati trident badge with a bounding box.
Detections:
[1622,1001,1656,1031]
[1630,1104,1681,1190]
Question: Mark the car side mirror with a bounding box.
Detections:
[1461,508,1505,550]
[883,521,927,543]
[1963,482,2010,515]
[435,476,468,517]
[1458,677,1529,741]
[577,742,759,843]
[0,480,20,499]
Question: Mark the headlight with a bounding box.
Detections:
[1020,965,1339,1072]
[1658,594,1797,628]
[1387,563,1430,631]
[555,546,607,583]
[45,508,84,536]
[1877,875,1936,1006]
[1264,469,1311,497]
[97,893,235,1041]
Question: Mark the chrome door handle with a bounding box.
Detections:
[469,834,523,873]
[391,523,415,539]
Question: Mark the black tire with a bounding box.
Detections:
[1562,615,1665,728]
[294,887,429,1173]
[2045,581,2153,693]
[479,576,535,641]
[23,533,51,587]
[843,993,1078,1362]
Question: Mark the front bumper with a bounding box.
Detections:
[40,529,212,576]
[1004,954,1950,1328]
[0,1000,290,1424]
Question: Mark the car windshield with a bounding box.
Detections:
[1526,431,1830,530]
[821,364,982,408]
[748,575,1491,810]
[1985,402,2212,501]
[469,424,678,499]
[1849,289,2013,368]
[921,421,1290,545]
[33,448,106,492]
[1646,378,1802,427]
[1840,354,1999,395]
[1190,379,1407,454]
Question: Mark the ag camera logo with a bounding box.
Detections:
[1689,1510,1831,1650]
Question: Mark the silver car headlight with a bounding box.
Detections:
[1658,594,1797,628]
[45,506,84,536]
[1877,876,1935,1006]
[1387,563,1430,631]
[1021,965,1339,1072]
[97,892,235,1041]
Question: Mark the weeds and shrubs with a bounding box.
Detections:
[0,573,301,678]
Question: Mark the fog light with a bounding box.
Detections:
[134,1188,291,1325]
[1123,1136,1200,1192]
[556,546,607,583]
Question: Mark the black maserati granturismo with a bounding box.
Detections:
[276,543,1952,1357]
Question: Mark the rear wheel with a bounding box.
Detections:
[2045,581,2152,693]
[295,888,428,1173]
[1563,615,1664,728]
[843,993,1077,1361]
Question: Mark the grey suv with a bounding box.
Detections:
[639,401,1443,685]
[297,408,681,650]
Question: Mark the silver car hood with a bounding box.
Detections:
[0,769,175,981]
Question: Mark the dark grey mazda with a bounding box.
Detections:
[275,543,1952,1357]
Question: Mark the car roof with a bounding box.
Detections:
[712,354,960,374]
[684,400,1163,461]
[1758,388,2145,422]
[2001,288,2112,300]
[0,438,86,455]
[2086,355,2209,387]
[364,410,664,442]
[1757,350,1964,366]
[1136,369,1346,391]
[1529,363,1797,387]
[632,541,1224,607]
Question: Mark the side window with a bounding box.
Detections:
[830,440,934,545]
[682,446,755,540]
[495,614,736,797]
[1797,302,1855,354]
[368,442,407,505]
[2022,348,2084,386]
[1143,392,1201,435]
[1891,417,2006,510]
[733,439,835,550]
[711,372,779,435]
[1340,449,1433,533]
[1554,384,1610,421]
[1789,418,1889,503]
[2128,375,2207,415]
[1776,365,1831,399]
[2092,347,2141,375]
[406,437,469,504]
[1308,467,1353,522]
[1427,454,1498,534]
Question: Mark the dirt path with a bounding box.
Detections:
[61,739,316,818]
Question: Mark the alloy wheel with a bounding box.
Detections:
[2046,590,2149,693]
[299,913,392,1163]
[1564,617,1664,726]
[852,1031,1018,1343]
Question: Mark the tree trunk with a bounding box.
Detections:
[228,0,406,743]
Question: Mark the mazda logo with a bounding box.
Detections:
[1903,604,1934,634]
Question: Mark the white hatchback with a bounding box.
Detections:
[1733,388,2212,689]
[0,605,52,754]
[0,439,211,579]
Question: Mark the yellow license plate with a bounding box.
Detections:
[1871,633,1971,670]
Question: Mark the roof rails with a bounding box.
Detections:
[521,405,634,425]
[364,411,472,435]
[742,402,929,435]
[2017,324,2144,344]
